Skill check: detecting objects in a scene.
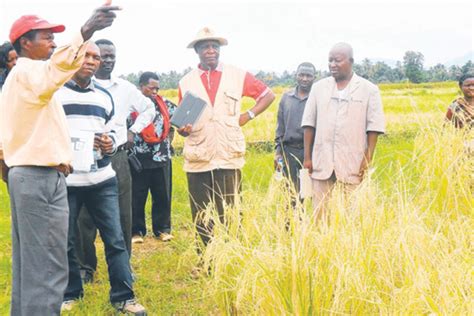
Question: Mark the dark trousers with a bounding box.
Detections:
[8,167,69,316]
[281,145,305,228]
[75,149,132,273]
[64,177,134,303]
[282,144,304,193]
[131,160,172,236]
[186,169,241,248]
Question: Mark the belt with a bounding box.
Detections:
[117,144,127,152]
[13,164,73,177]
[283,142,304,149]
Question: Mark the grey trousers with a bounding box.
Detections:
[75,149,132,272]
[8,166,69,316]
[187,169,241,249]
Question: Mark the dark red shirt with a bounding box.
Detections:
[178,63,269,105]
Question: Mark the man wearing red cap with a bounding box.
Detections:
[0,5,120,316]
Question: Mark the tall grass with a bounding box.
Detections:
[0,82,469,313]
[201,124,473,314]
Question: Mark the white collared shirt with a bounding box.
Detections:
[94,76,155,145]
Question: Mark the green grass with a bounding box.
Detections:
[1,81,472,314]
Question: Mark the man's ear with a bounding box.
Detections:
[19,37,30,53]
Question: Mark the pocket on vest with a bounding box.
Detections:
[183,129,213,162]
[224,91,241,116]
[224,121,245,158]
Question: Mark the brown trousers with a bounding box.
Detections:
[312,171,357,220]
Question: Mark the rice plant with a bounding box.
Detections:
[201,124,473,315]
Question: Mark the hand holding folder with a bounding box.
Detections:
[171,92,207,129]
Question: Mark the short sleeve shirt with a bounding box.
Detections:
[178,63,269,104]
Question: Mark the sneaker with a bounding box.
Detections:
[157,232,173,242]
[114,299,147,315]
[132,235,144,244]
[61,300,77,312]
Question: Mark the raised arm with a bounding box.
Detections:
[26,5,121,101]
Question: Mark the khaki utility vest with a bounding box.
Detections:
[179,64,246,172]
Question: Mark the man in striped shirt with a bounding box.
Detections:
[55,42,146,315]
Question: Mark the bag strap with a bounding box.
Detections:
[153,95,170,142]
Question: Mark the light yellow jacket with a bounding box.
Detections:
[0,32,88,167]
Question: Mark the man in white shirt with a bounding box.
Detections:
[75,39,155,282]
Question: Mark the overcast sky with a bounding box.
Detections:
[0,0,472,75]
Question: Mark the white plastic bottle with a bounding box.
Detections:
[274,157,284,181]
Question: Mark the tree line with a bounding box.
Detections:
[120,51,473,89]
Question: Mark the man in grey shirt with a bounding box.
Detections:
[302,43,385,217]
[275,62,316,194]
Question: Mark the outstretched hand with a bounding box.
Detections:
[81,4,121,41]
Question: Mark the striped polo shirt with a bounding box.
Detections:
[55,79,117,187]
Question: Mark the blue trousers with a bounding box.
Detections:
[64,177,134,303]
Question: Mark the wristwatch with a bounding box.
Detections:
[247,110,256,120]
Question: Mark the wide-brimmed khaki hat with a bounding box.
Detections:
[187,27,228,49]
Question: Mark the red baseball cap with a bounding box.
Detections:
[9,15,65,44]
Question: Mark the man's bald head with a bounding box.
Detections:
[329,42,354,63]
[328,42,354,82]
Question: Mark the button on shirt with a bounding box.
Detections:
[275,87,308,155]
[94,76,155,146]
[301,74,385,184]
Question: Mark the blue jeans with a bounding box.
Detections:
[64,177,134,303]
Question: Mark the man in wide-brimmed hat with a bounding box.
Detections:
[177,27,275,255]
[0,6,120,315]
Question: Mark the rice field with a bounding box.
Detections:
[0,81,472,314]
